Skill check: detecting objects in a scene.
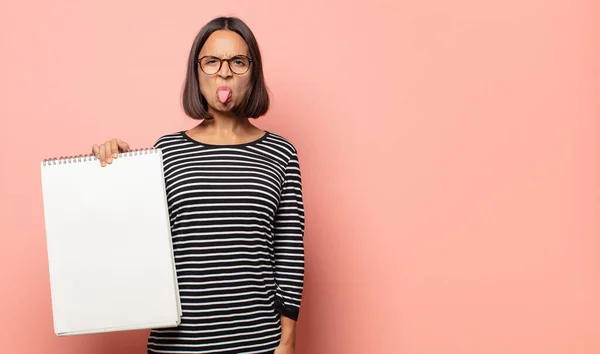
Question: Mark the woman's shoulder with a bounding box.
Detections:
[152,131,186,149]
[264,130,299,156]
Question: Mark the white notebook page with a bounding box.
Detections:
[40,149,181,335]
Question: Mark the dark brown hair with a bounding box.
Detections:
[182,16,269,120]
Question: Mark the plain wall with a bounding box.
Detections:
[0,1,598,353]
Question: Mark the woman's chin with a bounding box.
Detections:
[209,99,236,113]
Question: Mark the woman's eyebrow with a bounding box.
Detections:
[201,53,247,58]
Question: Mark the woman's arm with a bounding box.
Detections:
[272,148,305,320]
[272,147,305,353]
[279,314,297,347]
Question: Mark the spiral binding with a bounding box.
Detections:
[41,148,157,166]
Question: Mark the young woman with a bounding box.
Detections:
[91,16,305,354]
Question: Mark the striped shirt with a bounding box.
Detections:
[147,130,305,354]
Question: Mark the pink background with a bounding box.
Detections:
[1,1,598,353]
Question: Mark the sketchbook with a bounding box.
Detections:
[40,148,181,336]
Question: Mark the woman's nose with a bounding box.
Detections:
[218,60,233,78]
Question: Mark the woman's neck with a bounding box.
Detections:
[197,109,256,135]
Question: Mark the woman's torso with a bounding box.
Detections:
[146,130,293,354]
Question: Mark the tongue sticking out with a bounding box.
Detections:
[217,87,232,103]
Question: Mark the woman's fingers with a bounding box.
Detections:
[92,144,100,158]
[99,144,107,167]
[110,139,119,158]
[104,140,113,164]
[117,139,131,152]
[92,138,131,167]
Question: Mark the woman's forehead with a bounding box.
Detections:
[200,30,248,57]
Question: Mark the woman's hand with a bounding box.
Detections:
[91,139,131,167]
[274,343,295,354]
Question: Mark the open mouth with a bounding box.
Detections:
[216,86,232,103]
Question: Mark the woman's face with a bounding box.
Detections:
[198,30,252,114]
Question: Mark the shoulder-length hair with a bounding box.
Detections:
[181,16,270,120]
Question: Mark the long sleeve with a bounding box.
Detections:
[272,149,305,321]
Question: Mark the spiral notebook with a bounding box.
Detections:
[40,148,181,336]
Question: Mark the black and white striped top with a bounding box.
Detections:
[147,130,305,354]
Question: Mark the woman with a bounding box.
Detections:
[91,17,305,354]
